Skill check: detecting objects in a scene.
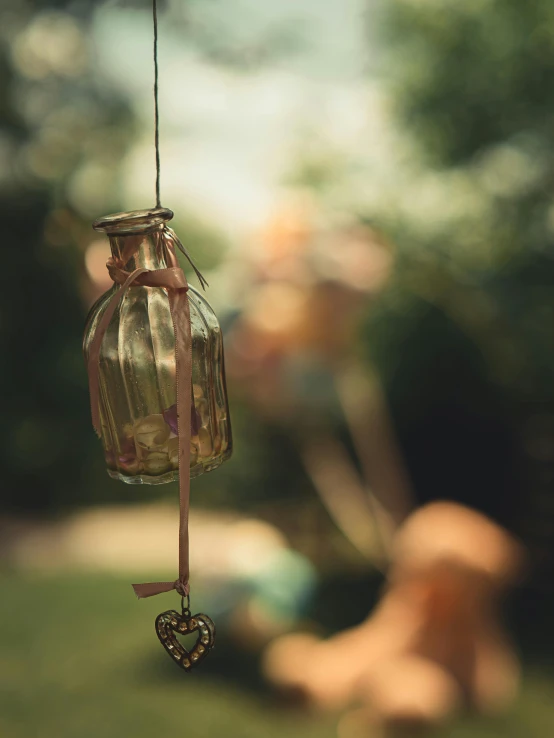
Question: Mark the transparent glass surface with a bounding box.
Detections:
[83,209,232,485]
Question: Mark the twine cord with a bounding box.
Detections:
[153,0,161,208]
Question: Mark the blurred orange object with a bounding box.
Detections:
[263,502,525,732]
[254,196,315,269]
[337,657,461,738]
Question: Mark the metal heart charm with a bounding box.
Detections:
[155,609,216,671]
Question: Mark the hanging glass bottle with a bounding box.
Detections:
[83,207,232,485]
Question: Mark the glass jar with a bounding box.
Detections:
[83,208,232,485]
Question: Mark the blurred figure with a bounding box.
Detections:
[264,501,524,736]
[225,196,411,559]
[226,196,394,412]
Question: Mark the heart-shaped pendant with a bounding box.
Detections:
[155,609,216,671]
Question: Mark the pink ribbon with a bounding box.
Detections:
[87,226,194,599]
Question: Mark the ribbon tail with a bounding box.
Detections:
[87,267,149,435]
[132,579,190,599]
[87,290,123,436]
[170,286,193,596]
[133,286,193,603]
[132,581,177,599]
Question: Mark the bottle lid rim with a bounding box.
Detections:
[92,208,174,235]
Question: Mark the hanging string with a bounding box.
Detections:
[151,0,208,290]
[153,0,161,208]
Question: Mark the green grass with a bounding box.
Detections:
[1,572,554,738]
[0,572,335,738]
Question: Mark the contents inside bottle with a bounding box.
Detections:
[102,383,228,479]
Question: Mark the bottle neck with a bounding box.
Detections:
[108,226,172,272]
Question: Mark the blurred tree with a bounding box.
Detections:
[382,0,554,168]
[373,0,554,262]
[364,0,554,577]
[0,0,137,513]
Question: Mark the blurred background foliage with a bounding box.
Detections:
[2,0,554,736]
[368,0,554,573]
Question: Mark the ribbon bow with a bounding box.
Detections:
[87,225,204,599]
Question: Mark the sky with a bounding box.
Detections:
[90,0,395,234]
